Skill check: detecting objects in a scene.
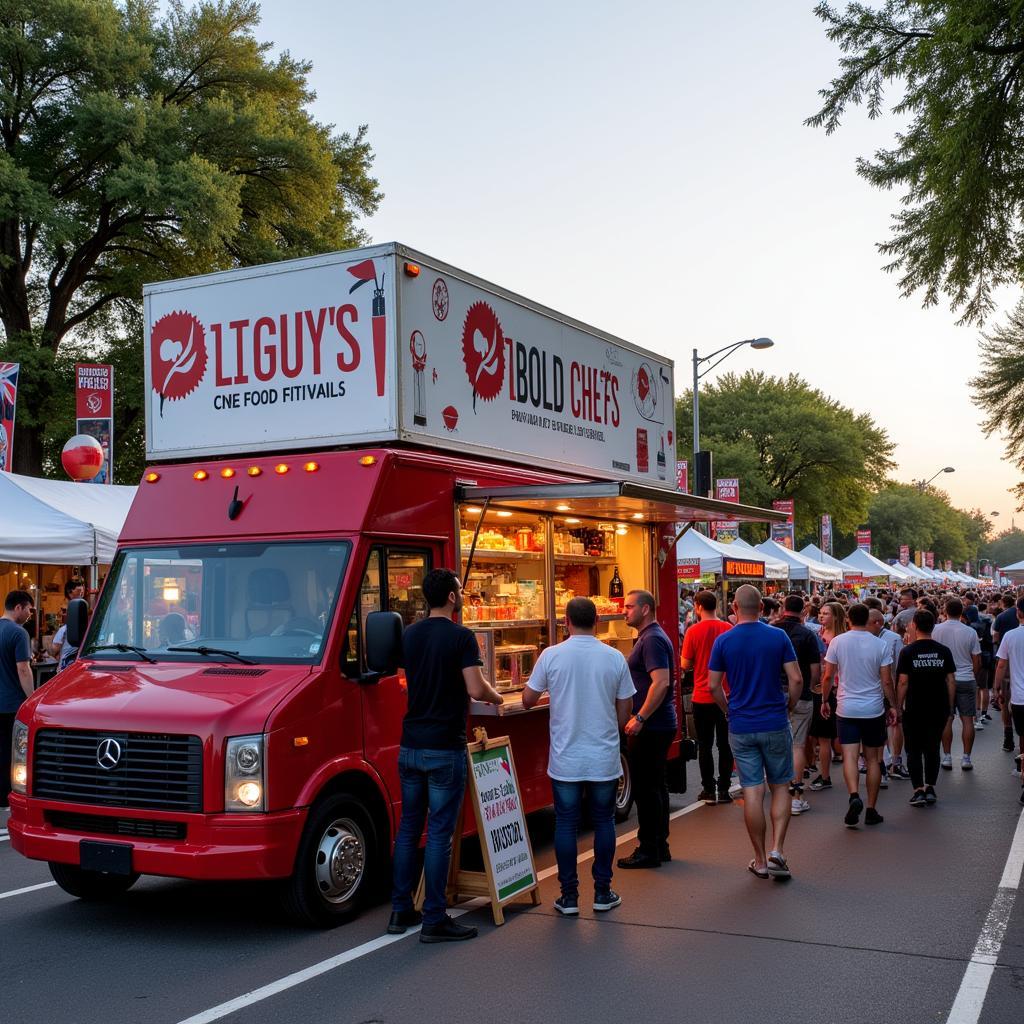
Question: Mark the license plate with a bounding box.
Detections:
[79,840,133,875]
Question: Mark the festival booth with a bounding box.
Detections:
[800,544,867,587]
[677,529,776,603]
[0,472,136,678]
[727,537,791,592]
[840,547,912,583]
[755,538,842,589]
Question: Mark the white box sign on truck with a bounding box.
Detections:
[144,243,676,486]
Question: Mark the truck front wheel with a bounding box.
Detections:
[615,752,634,823]
[279,794,378,927]
[48,862,140,900]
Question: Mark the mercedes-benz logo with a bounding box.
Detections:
[96,738,122,770]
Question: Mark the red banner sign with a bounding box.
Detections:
[856,529,871,551]
[925,551,934,569]
[0,361,19,472]
[676,459,688,493]
[75,362,114,484]
[676,558,701,581]
[899,544,910,566]
[771,499,795,549]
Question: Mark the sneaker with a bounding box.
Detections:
[809,775,832,791]
[803,766,813,779]
[716,789,734,804]
[865,807,884,826]
[844,794,863,828]
[697,789,717,804]
[976,718,986,730]
[909,790,927,807]
[1003,733,1015,752]
[831,754,843,764]
[890,764,911,780]
[983,712,992,721]
[879,772,889,789]
[962,755,974,771]
[593,889,621,912]
[791,798,811,815]
[419,915,478,943]
[858,757,867,774]
[554,894,579,916]
[924,786,937,805]
[941,754,953,771]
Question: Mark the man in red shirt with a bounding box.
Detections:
[682,590,733,803]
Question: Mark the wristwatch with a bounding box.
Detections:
[634,713,646,724]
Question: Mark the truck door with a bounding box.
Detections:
[344,545,433,804]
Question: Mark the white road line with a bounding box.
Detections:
[0,882,57,901]
[946,808,1024,1024]
[177,799,707,1024]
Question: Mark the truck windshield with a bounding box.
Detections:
[83,541,350,664]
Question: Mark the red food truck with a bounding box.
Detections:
[8,243,780,925]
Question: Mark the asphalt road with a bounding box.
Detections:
[2,721,1023,1024]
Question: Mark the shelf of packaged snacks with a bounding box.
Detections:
[465,618,546,629]
[554,612,625,623]
[460,547,544,561]
[554,553,616,564]
[470,691,549,717]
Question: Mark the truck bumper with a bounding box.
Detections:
[6,794,308,881]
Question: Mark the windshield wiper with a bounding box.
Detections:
[167,645,257,665]
[89,643,157,664]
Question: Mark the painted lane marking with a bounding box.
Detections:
[0,881,57,901]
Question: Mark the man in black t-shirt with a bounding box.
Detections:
[389,569,503,943]
[896,610,956,806]
[993,594,1020,750]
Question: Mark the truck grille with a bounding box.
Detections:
[46,811,188,841]
[33,730,203,812]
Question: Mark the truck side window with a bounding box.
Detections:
[386,550,430,626]
[343,550,382,675]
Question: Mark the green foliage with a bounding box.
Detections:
[808,2,1024,324]
[0,0,382,475]
[982,527,1024,567]
[676,371,895,538]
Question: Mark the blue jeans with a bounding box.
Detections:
[391,746,468,925]
[550,778,618,898]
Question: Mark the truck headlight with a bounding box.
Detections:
[224,734,265,812]
[11,720,28,794]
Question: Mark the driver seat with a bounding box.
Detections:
[246,568,293,637]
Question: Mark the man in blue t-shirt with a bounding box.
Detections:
[709,585,802,881]
[1,589,35,807]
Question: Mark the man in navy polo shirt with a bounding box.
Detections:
[708,585,802,880]
[617,589,678,869]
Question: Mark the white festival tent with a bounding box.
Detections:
[999,559,1024,583]
[839,547,912,581]
[0,471,136,565]
[677,529,756,576]
[799,544,863,580]
[725,537,791,581]
[755,539,842,583]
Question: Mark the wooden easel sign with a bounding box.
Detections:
[420,728,540,925]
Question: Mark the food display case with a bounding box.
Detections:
[460,502,651,714]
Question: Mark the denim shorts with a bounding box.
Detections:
[729,728,794,788]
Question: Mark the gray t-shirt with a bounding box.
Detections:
[526,635,635,782]
[932,620,981,683]
[0,617,31,713]
[893,607,917,634]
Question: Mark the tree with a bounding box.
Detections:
[982,527,1024,568]
[676,371,895,538]
[808,2,1024,324]
[0,0,382,474]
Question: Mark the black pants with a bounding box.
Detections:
[692,701,732,794]
[628,729,673,858]
[0,712,15,806]
[903,710,947,789]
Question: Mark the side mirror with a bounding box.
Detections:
[66,598,91,648]
[365,611,403,678]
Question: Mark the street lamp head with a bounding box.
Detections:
[749,337,774,350]
[943,466,955,473]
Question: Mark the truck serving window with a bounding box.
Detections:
[83,541,350,665]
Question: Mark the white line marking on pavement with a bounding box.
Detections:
[176,799,708,1024]
[0,882,57,901]
[945,807,1024,1024]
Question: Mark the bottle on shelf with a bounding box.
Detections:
[608,565,624,609]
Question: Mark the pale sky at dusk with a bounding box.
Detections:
[254,0,1020,527]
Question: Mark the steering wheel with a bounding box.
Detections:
[277,627,320,638]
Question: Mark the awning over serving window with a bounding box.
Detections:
[455,481,788,525]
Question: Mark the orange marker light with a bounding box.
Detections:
[220,467,236,479]
[403,262,421,277]
[358,456,377,467]
[293,736,309,748]
[247,466,262,477]
[193,470,209,481]
[303,461,320,473]
[145,472,160,483]
[274,463,289,475]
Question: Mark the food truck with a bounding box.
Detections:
[8,243,782,926]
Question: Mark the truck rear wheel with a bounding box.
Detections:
[48,862,140,900]
[615,752,634,823]
[279,794,378,928]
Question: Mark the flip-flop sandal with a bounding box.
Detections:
[748,860,769,879]
[766,853,791,880]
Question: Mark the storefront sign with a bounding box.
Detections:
[145,244,677,488]
[712,478,739,542]
[723,557,765,578]
[856,529,871,551]
[820,514,832,556]
[676,459,688,493]
[0,361,19,472]
[899,544,910,566]
[469,739,536,902]
[770,499,795,549]
[677,558,702,581]
[75,363,114,484]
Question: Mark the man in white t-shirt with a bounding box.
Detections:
[994,602,1024,806]
[821,603,896,829]
[523,597,635,915]
[934,598,981,770]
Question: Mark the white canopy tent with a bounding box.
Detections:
[0,471,136,566]
[1000,559,1024,583]
[840,548,911,581]
[755,539,842,583]
[725,537,790,581]
[677,529,746,575]
[799,544,863,580]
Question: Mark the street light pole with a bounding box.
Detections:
[916,466,955,492]
[692,347,700,469]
